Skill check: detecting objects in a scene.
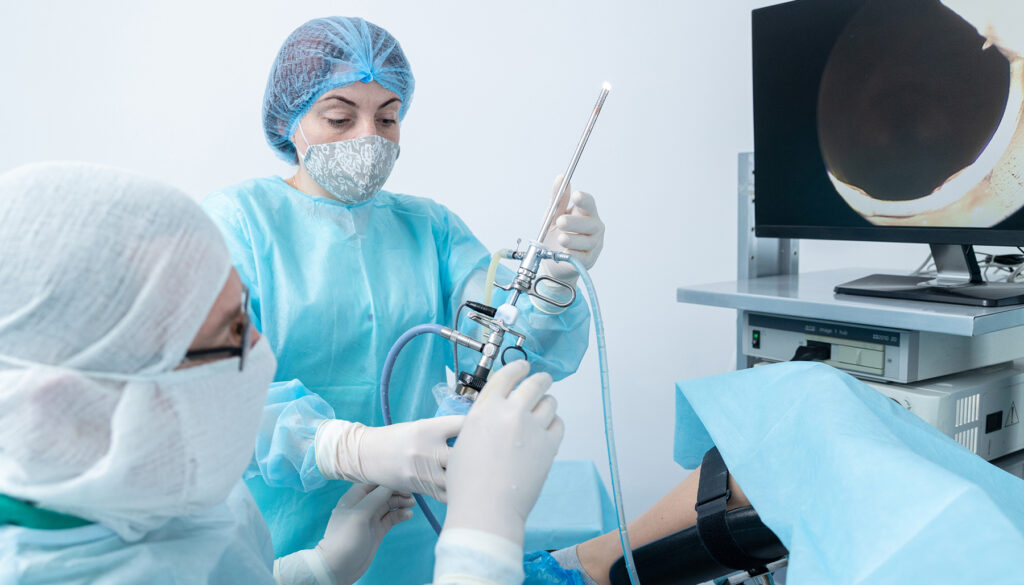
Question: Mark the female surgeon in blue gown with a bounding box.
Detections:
[200,16,605,584]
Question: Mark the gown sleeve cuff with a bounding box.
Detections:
[433,528,525,585]
[273,547,335,585]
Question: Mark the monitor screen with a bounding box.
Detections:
[752,0,1024,245]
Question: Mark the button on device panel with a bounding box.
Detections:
[859,348,884,369]
[831,344,860,365]
[829,344,883,367]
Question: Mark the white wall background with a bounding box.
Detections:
[2,0,989,517]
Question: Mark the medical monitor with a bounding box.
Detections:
[752,0,1024,306]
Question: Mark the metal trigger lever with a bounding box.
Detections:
[530,275,577,308]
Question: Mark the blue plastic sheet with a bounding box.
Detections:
[674,361,1024,584]
[525,460,616,552]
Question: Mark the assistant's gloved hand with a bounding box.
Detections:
[539,174,605,289]
[274,483,415,585]
[315,416,464,502]
[443,360,565,546]
[318,484,414,585]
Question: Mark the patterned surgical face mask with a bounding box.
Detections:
[297,125,400,204]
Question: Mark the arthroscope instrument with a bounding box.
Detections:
[378,81,642,585]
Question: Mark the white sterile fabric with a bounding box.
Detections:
[0,161,272,541]
[443,360,565,546]
[432,528,525,585]
[276,548,335,585]
[314,416,464,502]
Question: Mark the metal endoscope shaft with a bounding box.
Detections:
[536,82,611,242]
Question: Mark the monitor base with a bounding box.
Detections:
[835,274,1024,307]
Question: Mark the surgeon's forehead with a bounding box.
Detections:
[316,83,401,106]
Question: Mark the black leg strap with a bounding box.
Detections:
[694,447,766,572]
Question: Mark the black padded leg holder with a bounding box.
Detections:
[608,447,787,585]
[695,447,767,572]
[607,506,786,585]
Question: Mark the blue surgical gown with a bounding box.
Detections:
[0,481,561,585]
[0,482,275,585]
[201,177,590,584]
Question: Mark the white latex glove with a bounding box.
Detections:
[315,416,464,502]
[318,484,414,585]
[539,174,605,287]
[274,484,414,585]
[443,360,565,547]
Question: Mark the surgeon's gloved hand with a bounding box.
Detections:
[315,416,464,502]
[274,483,414,585]
[443,360,565,546]
[538,174,605,286]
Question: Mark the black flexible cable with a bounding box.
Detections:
[451,302,468,372]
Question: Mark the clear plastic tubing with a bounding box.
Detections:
[483,249,510,306]
[568,256,641,585]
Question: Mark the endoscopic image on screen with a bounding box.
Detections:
[818,0,1024,228]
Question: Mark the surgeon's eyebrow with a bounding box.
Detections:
[321,96,358,107]
[320,96,400,110]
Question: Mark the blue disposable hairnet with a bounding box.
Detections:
[263,16,415,163]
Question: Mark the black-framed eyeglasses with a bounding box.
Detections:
[183,284,252,371]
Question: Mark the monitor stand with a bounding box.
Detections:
[835,244,1024,307]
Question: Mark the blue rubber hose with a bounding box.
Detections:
[379,323,445,535]
[568,256,641,585]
